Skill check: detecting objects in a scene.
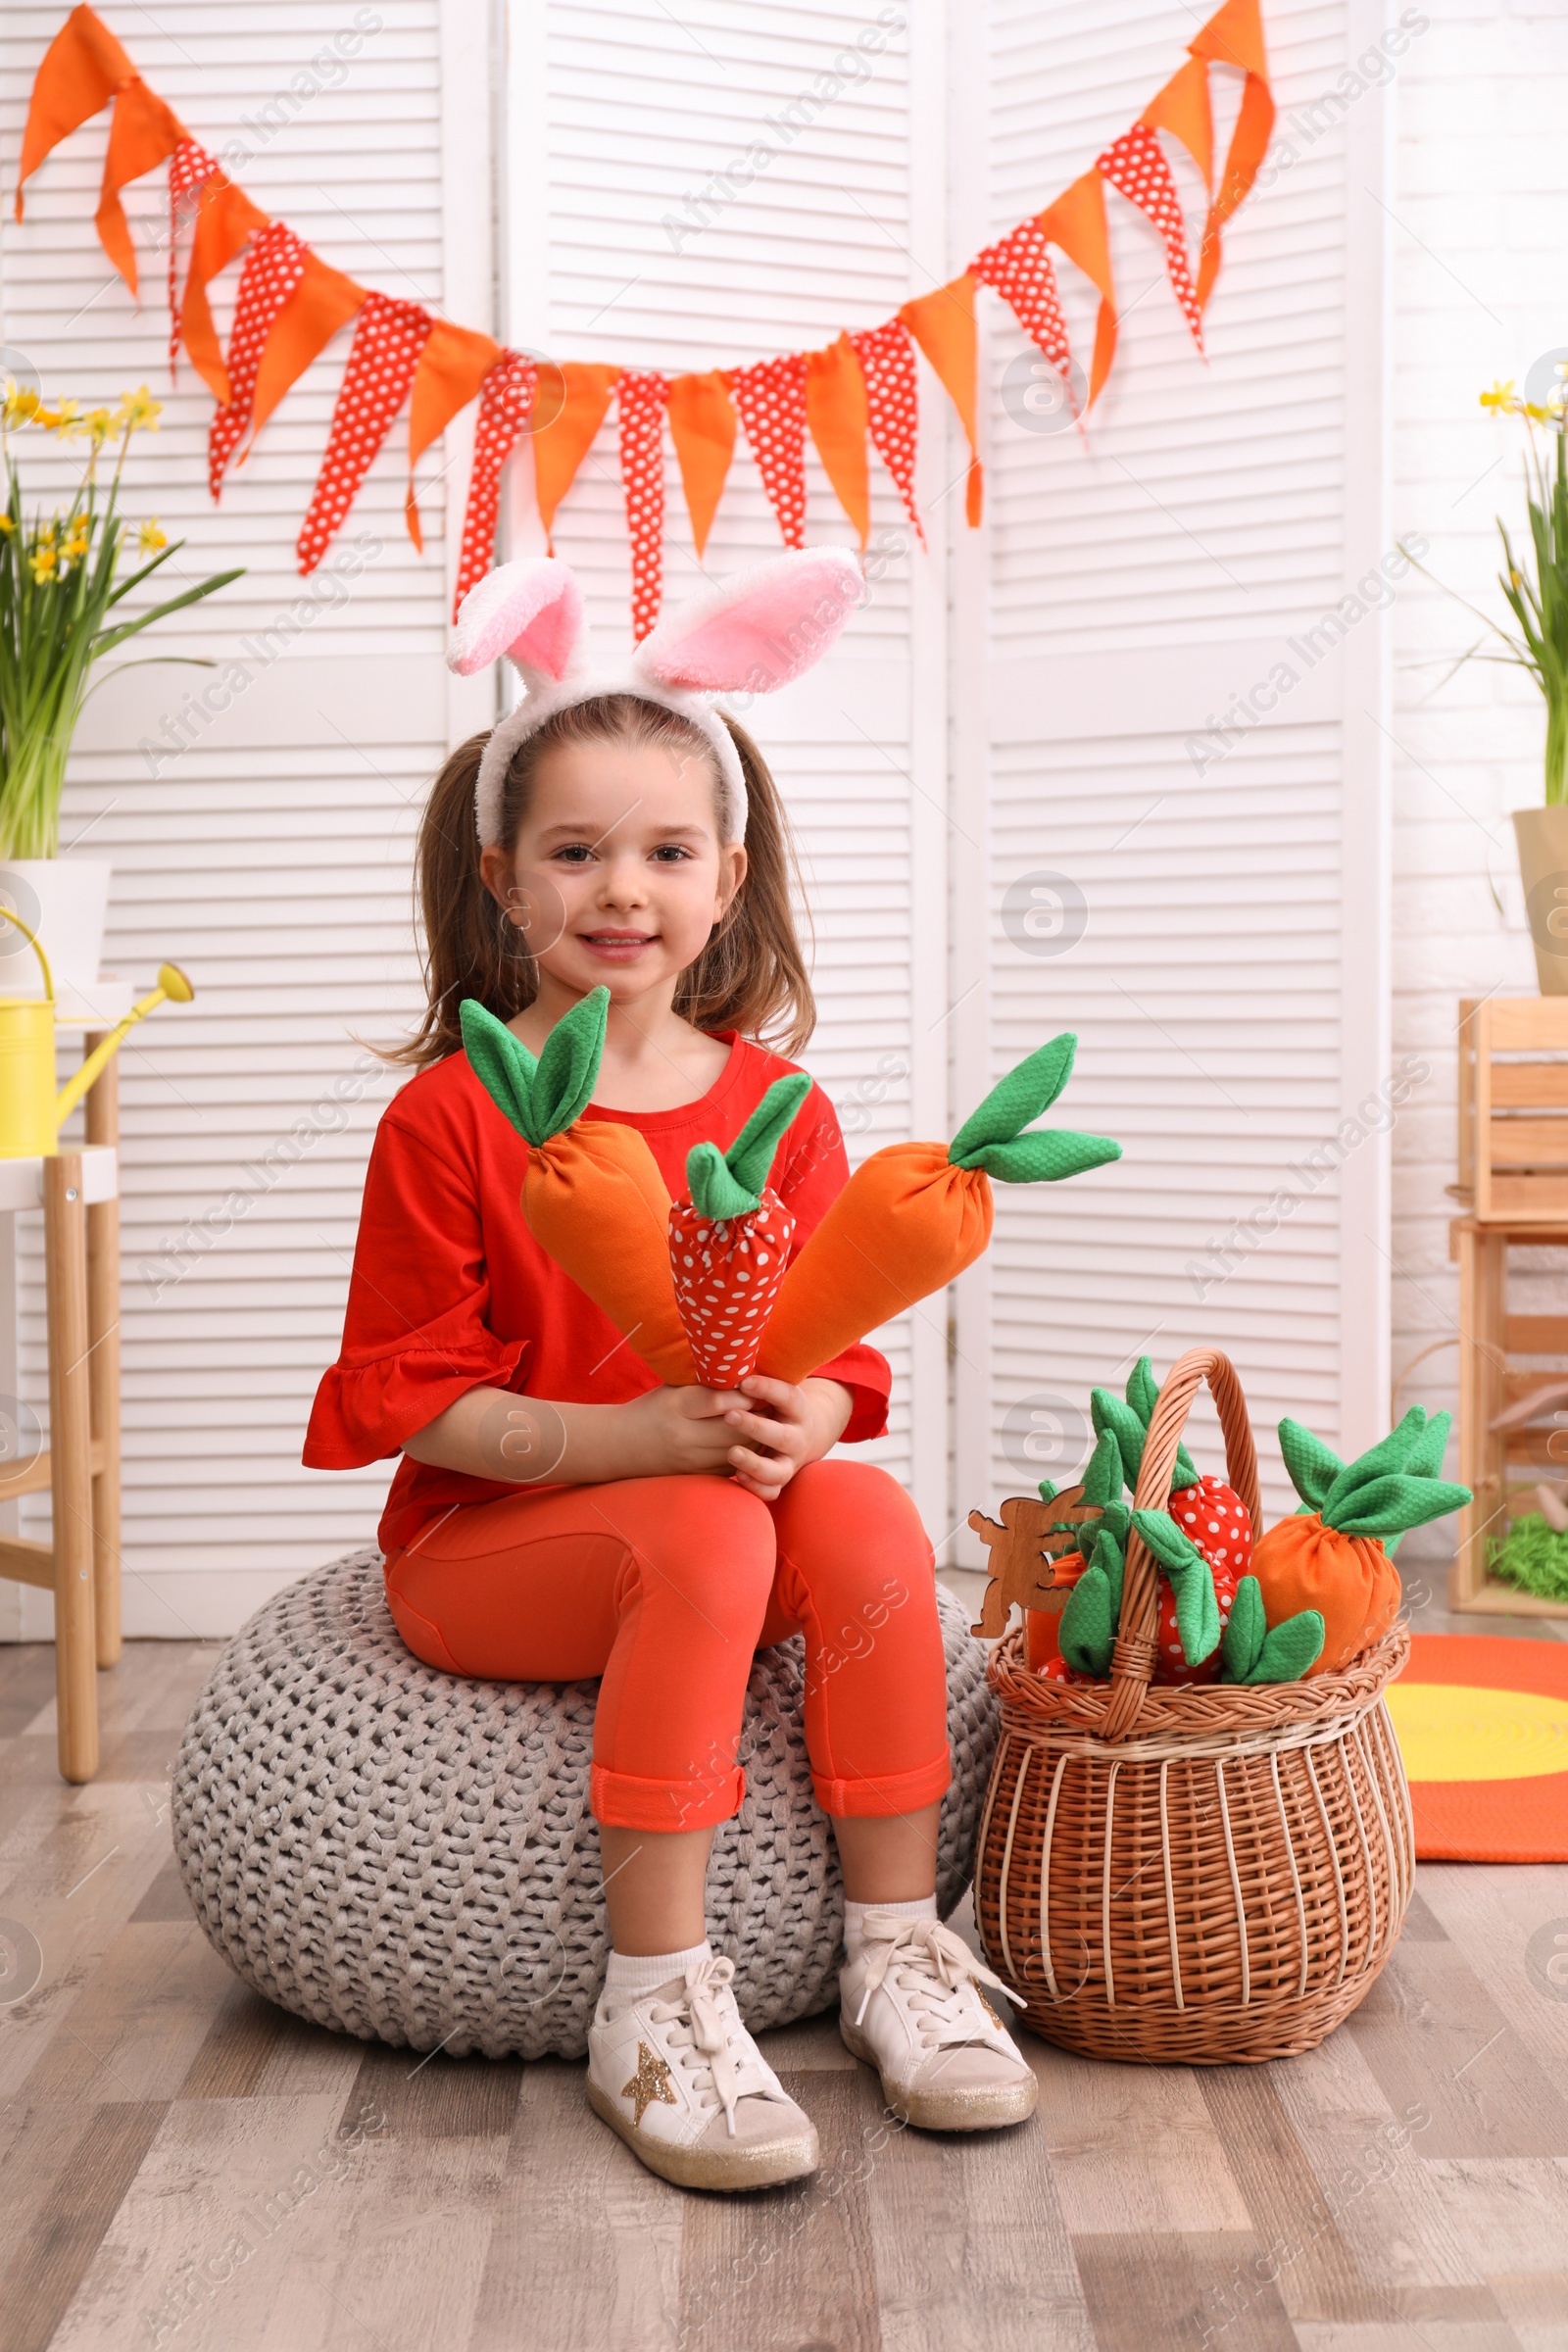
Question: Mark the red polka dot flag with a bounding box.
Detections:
[297,292,433,576]
[971,219,1077,411]
[454,351,539,618]
[618,368,668,643]
[731,354,809,551]
[16,0,1274,625]
[1098,124,1203,354]
[208,220,307,502]
[850,320,925,549]
[166,137,220,376]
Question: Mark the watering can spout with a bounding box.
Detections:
[54,964,195,1129]
[0,905,194,1157]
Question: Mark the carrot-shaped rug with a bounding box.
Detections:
[671,1074,811,1386]
[461,989,697,1385]
[755,1034,1120,1383]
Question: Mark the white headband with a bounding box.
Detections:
[447,548,865,850]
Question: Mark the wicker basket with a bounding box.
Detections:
[974,1348,1414,2065]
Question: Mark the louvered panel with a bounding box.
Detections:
[526,0,933,1504]
[0,1,453,1637]
[954,0,1390,1555]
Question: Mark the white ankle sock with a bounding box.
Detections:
[843,1892,937,1963]
[603,1939,710,2011]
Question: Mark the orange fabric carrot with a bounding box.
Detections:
[461,990,696,1385]
[756,1034,1119,1384]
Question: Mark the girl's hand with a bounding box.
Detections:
[721,1376,854,1501]
[618,1382,751,1477]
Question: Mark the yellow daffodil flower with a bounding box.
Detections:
[29,544,58,583]
[116,385,162,433]
[0,515,13,536]
[1480,380,1520,416]
[47,399,83,438]
[85,408,116,447]
[136,518,168,554]
[3,383,42,426]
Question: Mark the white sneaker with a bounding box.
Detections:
[586,1950,820,2191]
[839,1913,1039,2132]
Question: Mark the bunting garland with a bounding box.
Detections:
[13,0,1275,633]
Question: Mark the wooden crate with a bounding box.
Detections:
[1458,996,1568,1221]
[1451,1215,1568,1615]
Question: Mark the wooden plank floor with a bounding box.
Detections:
[3,1579,1567,2352]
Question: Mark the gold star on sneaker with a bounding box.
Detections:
[621,2039,677,2127]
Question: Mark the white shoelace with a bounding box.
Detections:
[648,1951,780,2138]
[851,1915,1026,2043]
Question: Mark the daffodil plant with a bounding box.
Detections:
[1412,375,1568,806]
[0,380,242,858]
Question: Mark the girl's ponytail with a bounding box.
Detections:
[383,730,527,1069]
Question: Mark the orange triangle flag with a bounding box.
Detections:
[900,277,980,526]
[805,333,870,549]
[1140,55,1213,191]
[97,77,187,295]
[532,362,620,544]
[180,177,268,406]
[1037,168,1117,409]
[405,318,503,552]
[15,5,133,220]
[1189,0,1274,309]
[666,370,736,559]
[247,249,366,452]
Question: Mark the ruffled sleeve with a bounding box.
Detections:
[303,1100,531,1470]
[774,1080,892,1444]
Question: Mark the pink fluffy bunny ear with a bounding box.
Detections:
[633,548,863,697]
[448,558,585,681]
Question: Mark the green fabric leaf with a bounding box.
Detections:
[686,1073,811,1220]
[1127,1355,1159,1422]
[1098,1528,1125,1628]
[530,988,610,1142]
[1132,1508,1220,1663]
[1079,1426,1124,1511]
[1278,1416,1345,1512]
[1403,1409,1453,1483]
[1331,1474,1471,1538]
[1320,1406,1429,1523]
[1243,1610,1326,1684]
[1091,1391,1146,1489]
[958,1130,1122,1184]
[1125,1356,1198,1490]
[1038,1479,1059,1504]
[460,998,540,1140]
[1220,1576,1266,1682]
[949,1034,1077,1159]
[1130,1507,1206,1576]
[1059,1563,1115,1677]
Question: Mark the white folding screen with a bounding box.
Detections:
[0,0,1390,1634]
[950,0,1392,1552]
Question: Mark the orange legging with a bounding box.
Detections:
[382,1459,953,1833]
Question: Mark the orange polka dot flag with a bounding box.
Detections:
[14,0,1276,632]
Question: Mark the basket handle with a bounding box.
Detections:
[1102,1347,1260,1741]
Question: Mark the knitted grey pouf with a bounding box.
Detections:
[172,1547,999,2060]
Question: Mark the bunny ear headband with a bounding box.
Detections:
[448,547,865,849]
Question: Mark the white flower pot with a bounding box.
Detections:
[0,859,112,999]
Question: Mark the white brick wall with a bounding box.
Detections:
[1390,0,1568,1568]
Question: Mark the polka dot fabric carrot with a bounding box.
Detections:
[460,989,698,1386]
[670,1074,810,1385]
[755,1034,1120,1385]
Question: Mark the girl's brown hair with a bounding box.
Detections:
[386,696,815,1070]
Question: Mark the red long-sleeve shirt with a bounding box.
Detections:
[303,1031,892,1554]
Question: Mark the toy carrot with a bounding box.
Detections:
[461,990,697,1385]
[671,1074,810,1386]
[755,1035,1120,1384]
[1251,1407,1468,1676]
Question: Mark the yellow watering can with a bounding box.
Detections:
[0,906,194,1157]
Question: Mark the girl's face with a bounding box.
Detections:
[481,733,746,1011]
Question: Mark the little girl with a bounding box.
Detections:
[304,552,1035,2192]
